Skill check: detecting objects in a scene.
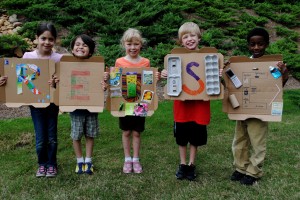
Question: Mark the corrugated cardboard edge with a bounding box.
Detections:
[164,47,224,101]
[5,103,50,107]
[228,54,283,63]
[170,47,218,54]
[223,55,283,121]
[0,58,5,103]
[59,106,103,113]
[228,114,282,121]
[54,55,105,112]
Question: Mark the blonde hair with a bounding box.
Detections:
[120,28,145,47]
[178,22,201,43]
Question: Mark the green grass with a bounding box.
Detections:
[1,90,300,199]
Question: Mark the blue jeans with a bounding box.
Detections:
[30,103,59,167]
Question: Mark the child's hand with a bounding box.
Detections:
[104,72,110,82]
[101,80,108,91]
[276,61,289,86]
[276,61,287,74]
[219,68,223,77]
[48,75,59,88]
[161,69,168,79]
[155,72,161,80]
[0,76,8,86]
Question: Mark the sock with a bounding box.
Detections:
[125,157,132,162]
[132,157,139,162]
[77,157,84,163]
[85,157,92,163]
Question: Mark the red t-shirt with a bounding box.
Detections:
[173,100,211,125]
[115,57,150,68]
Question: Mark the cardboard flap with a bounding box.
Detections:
[170,47,218,54]
[107,67,158,117]
[56,56,105,112]
[1,58,53,108]
[164,49,224,101]
[222,55,283,122]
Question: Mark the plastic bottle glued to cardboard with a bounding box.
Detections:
[269,66,282,79]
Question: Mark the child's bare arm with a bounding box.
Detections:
[276,61,289,87]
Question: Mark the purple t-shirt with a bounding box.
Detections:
[22,50,62,63]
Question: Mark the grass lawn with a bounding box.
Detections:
[0,90,299,200]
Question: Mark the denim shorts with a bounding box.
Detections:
[70,113,99,140]
[174,121,207,146]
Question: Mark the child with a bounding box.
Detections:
[160,22,221,181]
[230,27,289,185]
[115,28,150,174]
[22,22,63,177]
[69,34,105,175]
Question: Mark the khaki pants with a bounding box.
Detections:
[232,118,268,178]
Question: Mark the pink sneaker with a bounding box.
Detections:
[123,161,132,173]
[133,162,143,173]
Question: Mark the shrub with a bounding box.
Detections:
[0,34,29,57]
[275,26,299,41]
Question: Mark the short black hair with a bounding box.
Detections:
[36,22,57,39]
[247,27,269,45]
[70,34,96,58]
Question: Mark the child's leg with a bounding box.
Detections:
[122,130,131,158]
[122,130,133,173]
[132,130,142,173]
[132,130,140,159]
[73,140,83,159]
[179,145,187,165]
[232,120,250,173]
[245,119,268,178]
[84,136,94,175]
[189,144,197,165]
[85,136,94,159]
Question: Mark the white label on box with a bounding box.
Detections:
[271,102,283,116]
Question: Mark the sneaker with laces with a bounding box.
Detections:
[123,161,133,173]
[36,165,46,177]
[240,175,258,186]
[175,164,187,180]
[133,162,143,173]
[186,164,196,181]
[46,166,57,178]
[84,162,94,175]
[75,162,85,174]
[231,170,245,181]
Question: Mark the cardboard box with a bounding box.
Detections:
[53,56,105,112]
[163,47,224,101]
[0,58,55,107]
[106,67,158,117]
[222,55,283,122]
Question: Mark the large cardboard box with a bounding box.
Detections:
[163,47,224,101]
[53,56,105,112]
[0,58,55,107]
[222,55,283,121]
[106,67,158,117]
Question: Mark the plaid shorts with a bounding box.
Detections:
[70,113,99,140]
